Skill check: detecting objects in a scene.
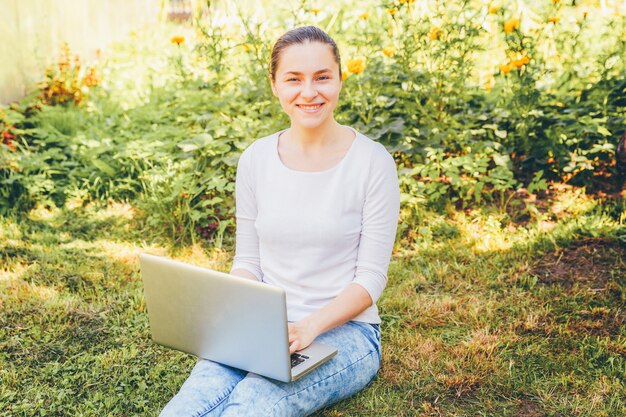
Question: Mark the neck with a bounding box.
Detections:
[287,119,342,149]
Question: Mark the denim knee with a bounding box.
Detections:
[159,360,246,417]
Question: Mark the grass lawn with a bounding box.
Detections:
[1,187,624,416]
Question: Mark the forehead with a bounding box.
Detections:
[276,41,338,75]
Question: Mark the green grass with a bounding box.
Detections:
[1,191,624,416]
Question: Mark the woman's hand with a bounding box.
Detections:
[288,320,320,354]
[287,284,373,354]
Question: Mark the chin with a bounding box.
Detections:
[293,116,333,130]
[297,123,327,131]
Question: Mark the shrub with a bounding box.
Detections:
[1,0,625,243]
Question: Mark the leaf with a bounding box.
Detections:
[92,159,116,176]
[597,126,611,136]
[177,133,214,152]
[200,197,223,207]
[474,181,484,202]
[222,154,240,167]
[492,154,509,167]
[528,170,547,194]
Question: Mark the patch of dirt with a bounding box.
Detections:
[515,399,545,417]
[564,307,625,337]
[438,373,482,397]
[531,238,626,291]
[503,183,625,228]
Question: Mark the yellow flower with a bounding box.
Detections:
[310,8,321,15]
[511,54,530,68]
[498,62,513,74]
[359,12,369,19]
[170,36,185,45]
[548,16,560,23]
[388,7,398,15]
[429,26,443,40]
[383,46,396,57]
[489,5,499,14]
[347,57,366,74]
[504,18,520,33]
[552,0,560,3]
[341,70,348,81]
[398,0,407,3]
[481,73,495,92]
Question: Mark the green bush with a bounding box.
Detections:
[1,0,625,243]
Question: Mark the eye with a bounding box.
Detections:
[286,77,299,82]
[317,75,330,81]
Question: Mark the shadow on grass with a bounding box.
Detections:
[0,207,194,416]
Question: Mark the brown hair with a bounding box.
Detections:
[269,26,342,81]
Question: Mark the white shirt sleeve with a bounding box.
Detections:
[231,146,263,281]
[352,145,400,303]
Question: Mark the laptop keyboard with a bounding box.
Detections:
[291,353,309,368]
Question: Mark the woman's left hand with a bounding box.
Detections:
[288,320,319,354]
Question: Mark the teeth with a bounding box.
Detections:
[299,104,322,110]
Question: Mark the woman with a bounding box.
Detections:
[160,26,400,417]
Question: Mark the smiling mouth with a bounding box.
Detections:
[296,103,324,112]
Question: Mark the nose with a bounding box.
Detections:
[300,80,318,99]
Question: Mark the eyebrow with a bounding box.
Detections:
[282,69,333,76]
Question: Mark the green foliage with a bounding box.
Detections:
[1,0,625,243]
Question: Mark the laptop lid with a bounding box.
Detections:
[139,253,293,382]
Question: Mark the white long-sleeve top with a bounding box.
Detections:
[231,128,400,324]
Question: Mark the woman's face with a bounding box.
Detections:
[271,41,342,131]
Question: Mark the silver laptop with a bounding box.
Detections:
[139,253,337,383]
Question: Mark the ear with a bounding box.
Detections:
[270,77,278,97]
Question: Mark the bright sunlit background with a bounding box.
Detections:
[1,1,625,416]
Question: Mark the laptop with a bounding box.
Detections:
[138,253,337,383]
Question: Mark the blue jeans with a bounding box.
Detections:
[159,321,381,417]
